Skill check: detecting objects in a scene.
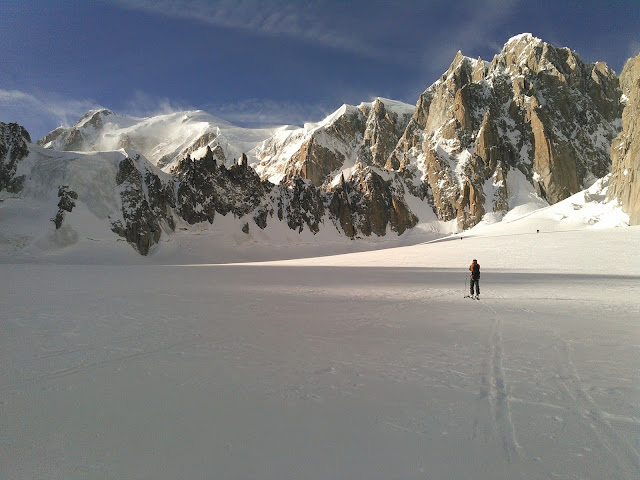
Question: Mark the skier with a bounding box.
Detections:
[469,259,480,299]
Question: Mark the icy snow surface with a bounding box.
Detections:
[1,180,639,479]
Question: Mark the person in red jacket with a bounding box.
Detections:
[469,259,480,298]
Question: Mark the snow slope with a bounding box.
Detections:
[1,174,639,479]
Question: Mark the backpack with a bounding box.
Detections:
[471,263,480,279]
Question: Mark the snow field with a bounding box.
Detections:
[1,222,639,479]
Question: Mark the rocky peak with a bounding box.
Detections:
[389,34,622,229]
[491,33,544,72]
[489,34,620,116]
[111,155,176,255]
[77,109,114,130]
[37,109,115,151]
[442,51,479,91]
[256,100,401,187]
[1,121,31,146]
[361,98,413,168]
[37,127,65,147]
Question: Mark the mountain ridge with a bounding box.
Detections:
[2,33,637,257]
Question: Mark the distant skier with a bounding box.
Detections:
[469,259,480,299]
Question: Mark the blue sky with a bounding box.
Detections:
[1,0,639,140]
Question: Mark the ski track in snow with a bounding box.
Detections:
[551,333,640,477]
[486,305,523,464]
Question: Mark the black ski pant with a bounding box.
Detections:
[470,278,480,296]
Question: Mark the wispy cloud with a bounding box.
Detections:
[206,98,333,127]
[0,87,335,138]
[124,90,194,118]
[116,0,460,64]
[121,91,331,129]
[115,1,370,56]
[0,89,100,140]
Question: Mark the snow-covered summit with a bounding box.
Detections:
[503,32,543,48]
[38,108,280,172]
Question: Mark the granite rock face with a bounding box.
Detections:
[388,34,622,228]
[255,99,413,187]
[175,148,271,225]
[327,164,418,238]
[253,99,418,235]
[607,53,640,225]
[111,155,176,255]
[255,36,621,231]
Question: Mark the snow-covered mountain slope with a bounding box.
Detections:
[0,138,158,259]
[0,130,424,259]
[0,128,629,264]
[38,109,281,171]
[9,33,638,256]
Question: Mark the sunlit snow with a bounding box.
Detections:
[1,151,638,479]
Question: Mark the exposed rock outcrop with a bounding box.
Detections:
[38,109,115,151]
[607,53,640,225]
[327,164,418,237]
[0,122,30,194]
[175,147,271,225]
[360,99,414,168]
[388,34,622,228]
[272,178,325,233]
[111,155,176,255]
[158,131,219,169]
[255,99,414,187]
[52,186,79,229]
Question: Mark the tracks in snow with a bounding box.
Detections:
[486,311,523,463]
[477,295,640,478]
[553,334,640,478]
[474,297,523,465]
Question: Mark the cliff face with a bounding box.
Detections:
[250,98,419,237]
[254,35,622,231]
[607,53,640,225]
[388,34,622,228]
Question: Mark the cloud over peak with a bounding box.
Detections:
[0,89,101,140]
